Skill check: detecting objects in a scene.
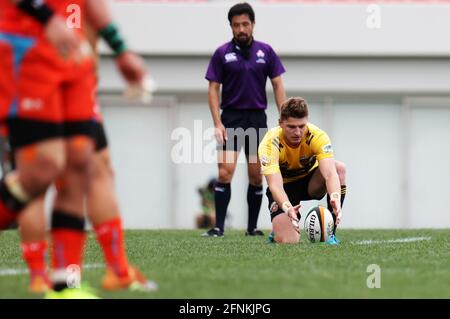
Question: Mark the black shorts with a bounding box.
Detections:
[219,109,267,157]
[0,120,107,173]
[266,167,323,221]
[6,118,95,149]
[92,121,108,152]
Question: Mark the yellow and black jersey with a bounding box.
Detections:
[258,123,334,183]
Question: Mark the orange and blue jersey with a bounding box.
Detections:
[0,0,96,125]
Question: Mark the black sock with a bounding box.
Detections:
[51,211,86,291]
[327,185,347,234]
[340,185,347,207]
[53,283,68,292]
[247,184,263,232]
[214,182,231,232]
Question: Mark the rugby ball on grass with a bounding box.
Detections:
[304,205,334,243]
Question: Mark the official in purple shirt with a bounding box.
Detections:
[202,2,286,238]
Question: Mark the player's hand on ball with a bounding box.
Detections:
[330,199,342,225]
[336,211,342,225]
[329,192,342,225]
[287,204,301,233]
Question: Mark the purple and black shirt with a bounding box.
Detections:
[205,39,285,110]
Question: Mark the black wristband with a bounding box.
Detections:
[17,0,55,25]
[98,23,128,57]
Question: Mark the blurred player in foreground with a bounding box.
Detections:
[0,0,99,296]
[258,97,347,245]
[0,0,156,298]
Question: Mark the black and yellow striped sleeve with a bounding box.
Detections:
[258,128,280,175]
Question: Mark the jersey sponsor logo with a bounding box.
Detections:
[256,49,266,64]
[322,144,333,154]
[224,52,238,63]
[215,186,226,192]
[21,98,43,112]
[281,166,312,178]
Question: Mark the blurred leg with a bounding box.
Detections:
[18,195,51,293]
[246,156,263,234]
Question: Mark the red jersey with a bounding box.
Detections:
[0,0,86,37]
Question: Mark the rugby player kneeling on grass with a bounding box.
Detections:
[258,97,347,245]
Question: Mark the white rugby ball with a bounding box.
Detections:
[304,205,335,243]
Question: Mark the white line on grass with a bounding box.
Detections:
[0,263,104,277]
[354,236,432,245]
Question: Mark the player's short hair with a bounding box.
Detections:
[228,2,255,24]
[280,97,309,120]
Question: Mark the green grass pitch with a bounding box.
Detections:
[1,229,450,299]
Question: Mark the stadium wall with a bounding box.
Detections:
[105,1,450,56]
[95,1,450,229]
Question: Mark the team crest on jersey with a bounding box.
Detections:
[225,52,238,63]
[299,156,316,168]
[322,144,333,154]
[256,50,266,64]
